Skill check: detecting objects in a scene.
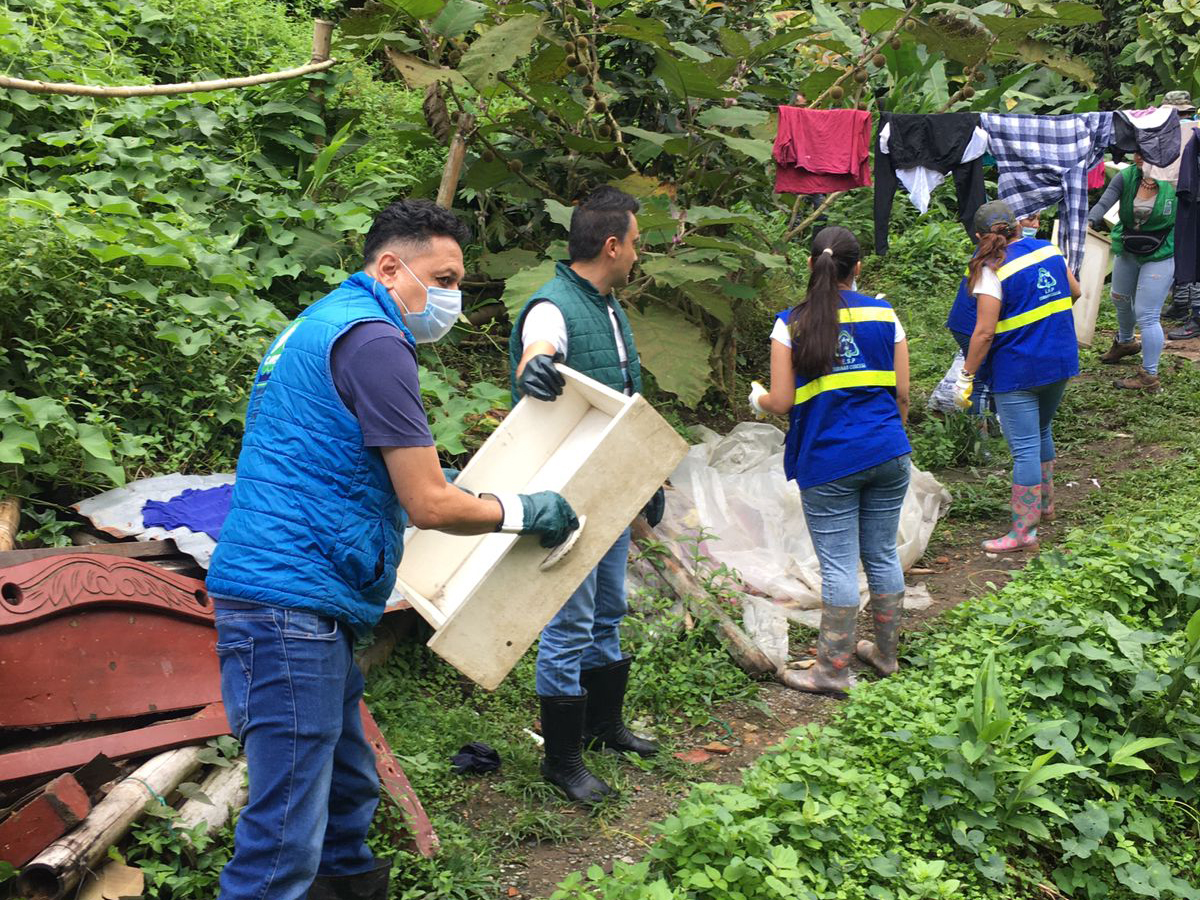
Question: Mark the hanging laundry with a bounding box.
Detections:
[1146,120,1200,186]
[774,107,872,194]
[1174,131,1199,287]
[980,112,1113,273]
[1111,106,1182,168]
[873,112,987,254]
[1088,160,1106,190]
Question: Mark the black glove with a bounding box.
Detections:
[517,353,565,401]
[640,486,665,528]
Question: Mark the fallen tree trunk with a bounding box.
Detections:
[176,758,248,844]
[630,520,777,677]
[19,746,204,899]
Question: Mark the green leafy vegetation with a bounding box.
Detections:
[551,496,1200,900]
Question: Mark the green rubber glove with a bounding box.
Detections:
[518,491,579,548]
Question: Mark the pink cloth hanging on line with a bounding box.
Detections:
[1087,160,1106,189]
[773,107,873,194]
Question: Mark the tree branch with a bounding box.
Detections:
[0,59,337,97]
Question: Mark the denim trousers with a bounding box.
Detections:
[1111,253,1175,375]
[535,528,631,696]
[215,605,379,900]
[992,379,1068,487]
[799,455,911,608]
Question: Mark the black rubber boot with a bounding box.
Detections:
[579,657,659,757]
[306,859,391,900]
[539,695,614,805]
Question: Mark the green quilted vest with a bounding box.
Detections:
[509,261,643,401]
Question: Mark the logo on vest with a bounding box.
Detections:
[835,329,865,372]
[1035,267,1060,300]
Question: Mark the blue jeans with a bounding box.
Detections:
[992,380,1068,487]
[1112,253,1175,375]
[536,528,631,696]
[215,605,379,900]
[800,455,911,608]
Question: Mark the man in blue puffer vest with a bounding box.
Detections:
[206,200,577,900]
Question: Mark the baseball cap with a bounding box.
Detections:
[1163,91,1196,113]
[973,199,1016,235]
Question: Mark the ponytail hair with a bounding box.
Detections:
[789,226,860,379]
[967,223,1016,291]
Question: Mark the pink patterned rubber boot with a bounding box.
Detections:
[982,484,1041,553]
[1040,460,1055,523]
[781,604,858,699]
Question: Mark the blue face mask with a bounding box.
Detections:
[389,258,462,344]
[1022,227,1038,239]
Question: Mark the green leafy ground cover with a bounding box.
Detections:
[550,499,1200,900]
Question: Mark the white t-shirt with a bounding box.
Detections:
[970,267,1002,302]
[521,300,631,392]
[770,313,906,347]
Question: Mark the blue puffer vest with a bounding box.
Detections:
[206,272,415,635]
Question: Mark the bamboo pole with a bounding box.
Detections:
[630,520,777,677]
[436,113,475,209]
[0,58,337,98]
[19,746,204,899]
[175,758,248,844]
[0,496,18,552]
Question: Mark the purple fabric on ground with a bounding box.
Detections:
[142,484,233,539]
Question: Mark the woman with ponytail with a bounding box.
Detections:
[749,226,911,697]
[959,200,1081,554]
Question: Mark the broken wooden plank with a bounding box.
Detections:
[0,773,91,867]
[20,746,203,900]
[0,704,228,783]
[0,539,180,568]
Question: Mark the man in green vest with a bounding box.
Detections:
[509,186,664,805]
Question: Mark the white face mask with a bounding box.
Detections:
[1022,227,1038,239]
[389,258,462,344]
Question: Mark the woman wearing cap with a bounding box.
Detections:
[957,200,1082,553]
[749,226,911,697]
[1088,153,1178,392]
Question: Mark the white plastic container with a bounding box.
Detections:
[394,366,688,689]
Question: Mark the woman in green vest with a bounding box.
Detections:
[1088,153,1178,392]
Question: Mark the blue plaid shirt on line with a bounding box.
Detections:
[980,112,1114,274]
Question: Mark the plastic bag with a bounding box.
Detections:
[658,423,950,617]
[928,350,965,414]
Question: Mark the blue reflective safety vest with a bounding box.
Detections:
[984,239,1079,394]
[946,273,993,386]
[778,290,911,489]
[206,272,417,635]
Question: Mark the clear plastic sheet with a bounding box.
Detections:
[658,423,950,626]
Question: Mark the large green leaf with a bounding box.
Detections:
[430,0,487,37]
[459,14,546,91]
[810,0,861,54]
[500,259,557,320]
[381,0,444,18]
[696,107,770,129]
[543,198,573,231]
[626,304,711,406]
[652,49,728,101]
[0,424,39,464]
[708,131,773,163]
[385,51,467,88]
[604,15,672,50]
[640,257,727,288]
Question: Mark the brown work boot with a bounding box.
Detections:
[1099,338,1141,364]
[1113,367,1161,392]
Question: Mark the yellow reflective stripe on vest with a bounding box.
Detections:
[997,244,1063,280]
[994,297,1073,335]
[794,370,897,405]
[838,307,896,325]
